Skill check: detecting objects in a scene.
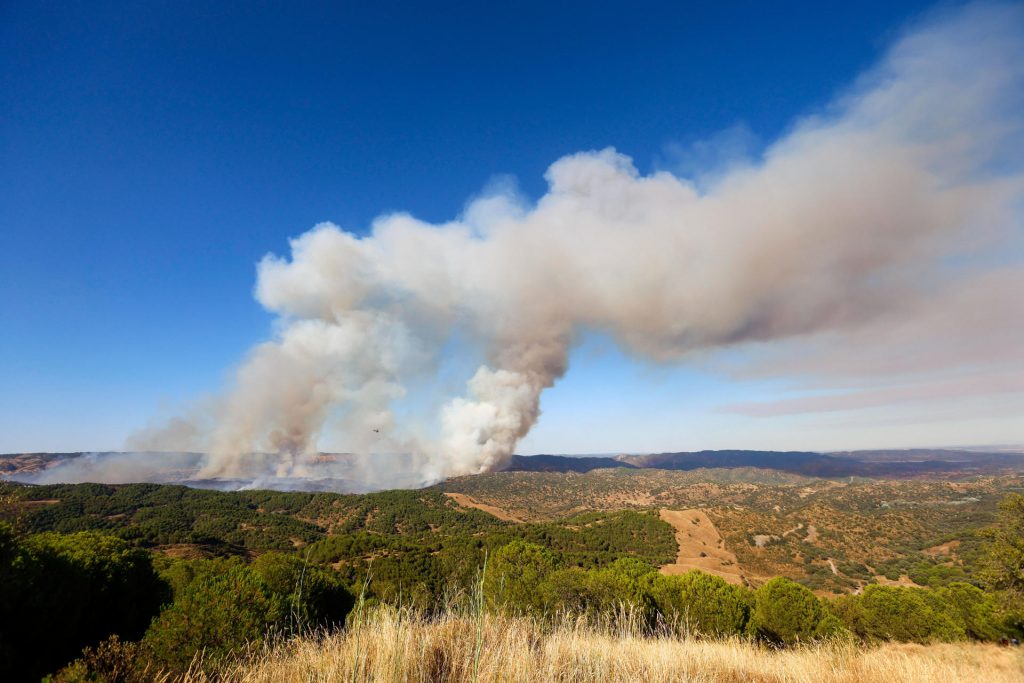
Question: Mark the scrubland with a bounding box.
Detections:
[6,481,1024,681]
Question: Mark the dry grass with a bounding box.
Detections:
[183,607,1024,683]
[658,509,745,585]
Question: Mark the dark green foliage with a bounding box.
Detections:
[301,509,676,610]
[646,570,751,637]
[142,562,286,672]
[251,552,355,629]
[304,531,392,563]
[8,483,325,551]
[836,585,964,643]
[576,559,658,623]
[938,582,1000,640]
[747,577,843,645]
[484,540,559,614]
[312,489,502,535]
[0,524,168,681]
[538,567,595,614]
[52,635,145,683]
[980,493,1024,598]
[507,511,677,568]
[142,555,355,674]
[535,559,661,624]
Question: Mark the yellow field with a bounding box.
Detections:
[184,608,1024,683]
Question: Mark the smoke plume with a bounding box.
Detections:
[113,3,1024,488]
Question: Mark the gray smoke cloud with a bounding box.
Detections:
[53,3,1022,489]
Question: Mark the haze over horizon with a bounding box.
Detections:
[2,2,1023,489]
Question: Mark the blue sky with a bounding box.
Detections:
[3,1,1020,455]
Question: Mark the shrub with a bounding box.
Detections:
[251,551,355,630]
[647,571,751,637]
[579,559,658,624]
[52,635,145,683]
[747,577,843,645]
[0,526,167,681]
[539,567,594,614]
[936,582,1000,640]
[853,585,964,643]
[142,563,287,673]
[484,541,558,614]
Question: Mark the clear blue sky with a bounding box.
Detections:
[8,0,1010,454]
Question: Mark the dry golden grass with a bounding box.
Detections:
[183,607,1024,683]
[658,509,745,585]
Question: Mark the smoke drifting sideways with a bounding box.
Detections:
[25,3,1024,493]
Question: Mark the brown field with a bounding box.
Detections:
[658,509,745,585]
[185,609,1024,683]
[445,492,523,522]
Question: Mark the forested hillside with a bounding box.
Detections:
[2,476,1024,680]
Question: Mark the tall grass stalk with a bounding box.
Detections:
[348,570,371,683]
[472,552,487,683]
[185,607,1024,683]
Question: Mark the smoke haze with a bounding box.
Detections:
[33,3,1024,491]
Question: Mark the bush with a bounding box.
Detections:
[484,541,558,614]
[539,567,594,614]
[143,563,283,672]
[852,585,964,643]
[580,559,658,624]
[0,525,168,681]
[52,635,145,683]
[251,551,355,629]
[747,577,844,645]
[647,571,751,637]
[938,582,1000,640]
[142,555,355,674]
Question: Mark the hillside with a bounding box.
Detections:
[440,469,1024,592]
[3,466,1024,680]
[4,467,1021,595]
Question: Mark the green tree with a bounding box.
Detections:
[938,582,1000,640]
[0,526,167,681]
[980,493,1024,598]
[142,563,286,673]
[647,570,751,637]
[979,493,1024,635]
[580,559,658,625]
[854,585,963,643]
[539,567,594,615]
[747,577,843,645]
[251,551,354,630]
[483,541,558,614]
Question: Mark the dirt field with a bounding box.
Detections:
[923,540,960,556]
[445,492,523,522]
[658,509,745,585]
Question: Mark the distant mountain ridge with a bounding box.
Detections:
[504,449,1024,478]
[3,448,1024,484]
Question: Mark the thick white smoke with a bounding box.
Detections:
[120,3,1024,487]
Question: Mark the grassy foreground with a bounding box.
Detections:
[181,608,1024,683]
